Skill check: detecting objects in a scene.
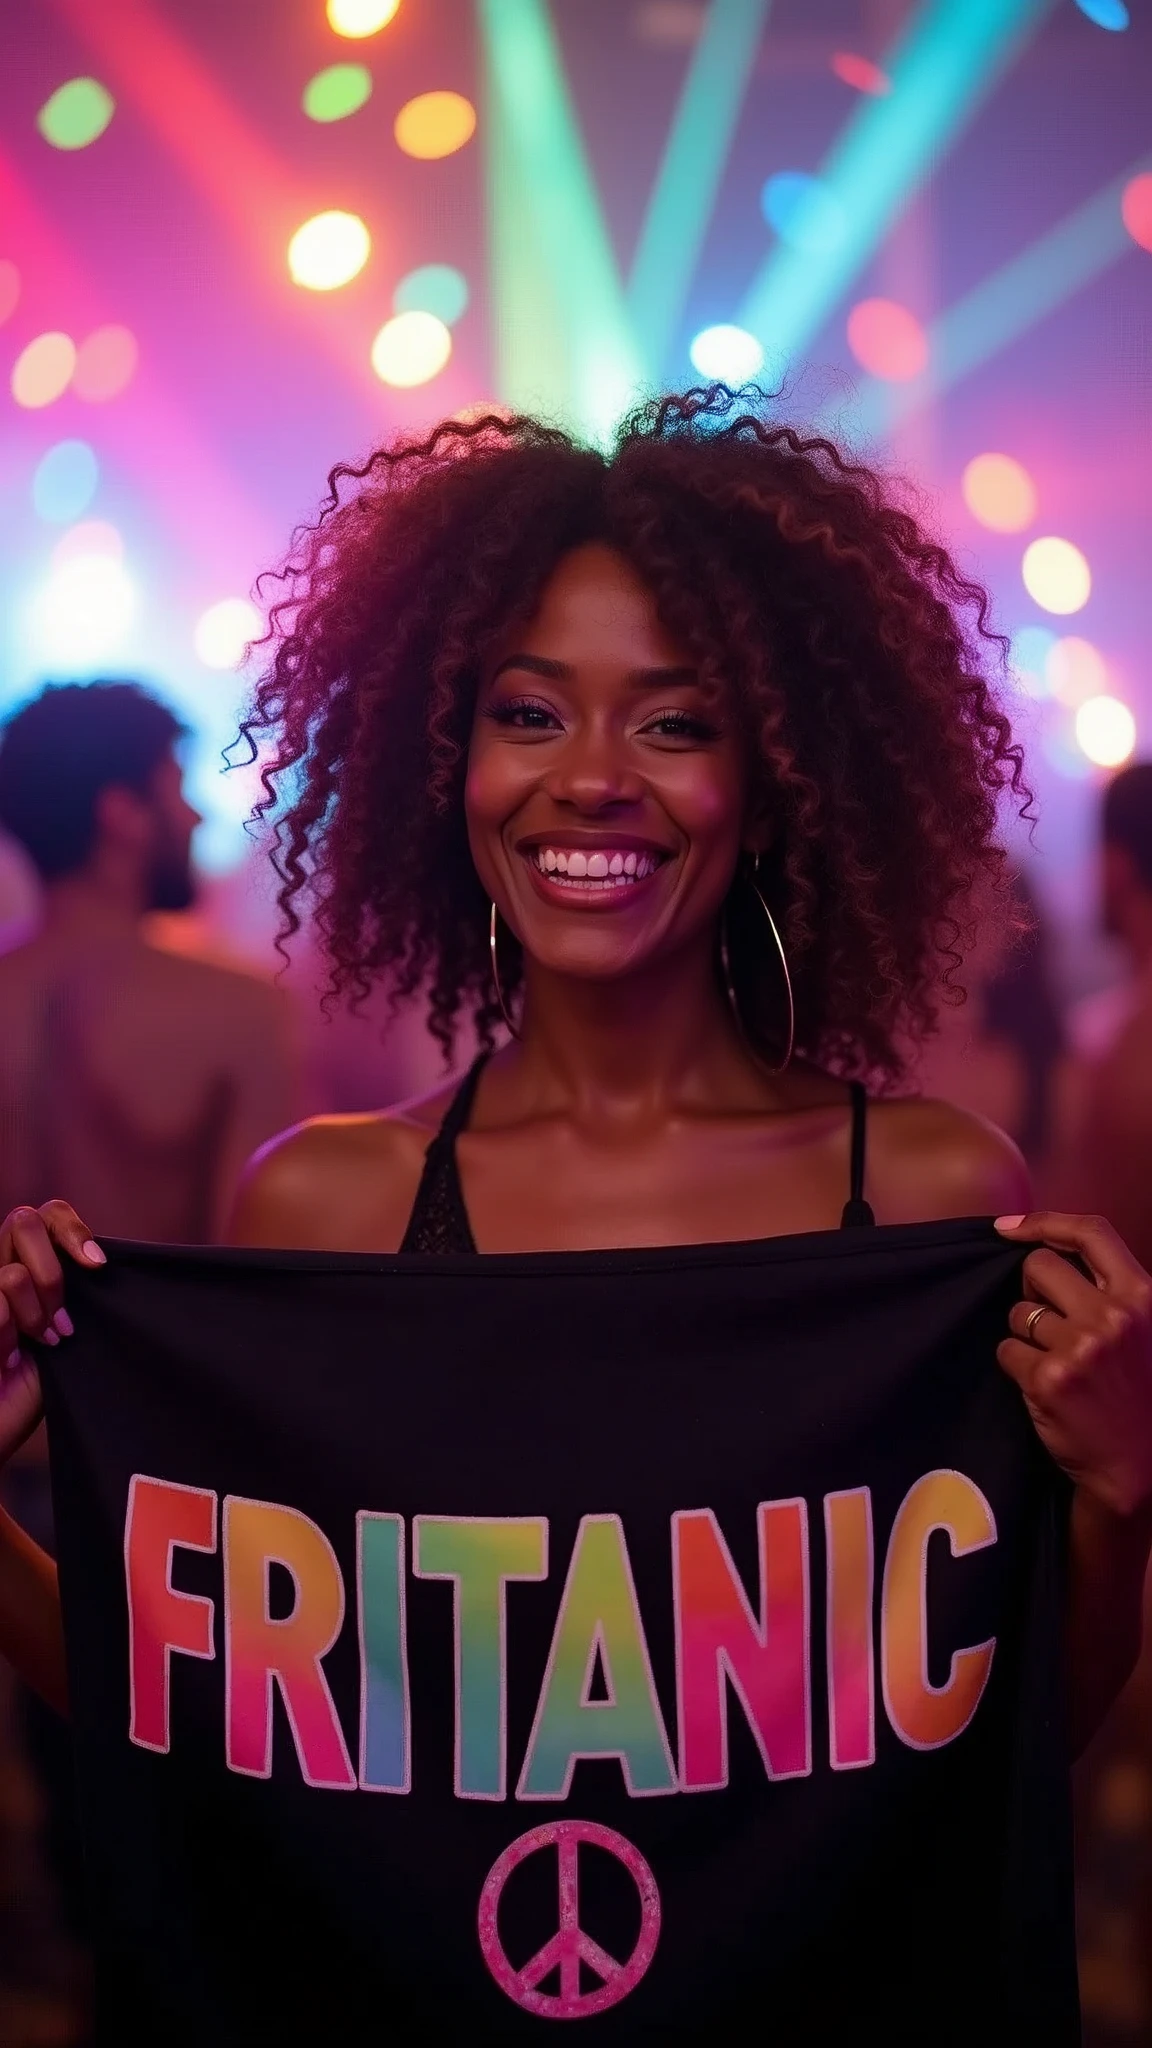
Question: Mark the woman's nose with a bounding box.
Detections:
[542,729,644,810]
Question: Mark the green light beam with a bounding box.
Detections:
[836,156,1152,441]
[483,28,571,425]
[478,0,647,445]
[627,0,772,377]
[738,0,1055,375]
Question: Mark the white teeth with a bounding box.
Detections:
[530,846,664,887]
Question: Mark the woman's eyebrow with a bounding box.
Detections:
[491,654,570,682]
[491,656,701,688]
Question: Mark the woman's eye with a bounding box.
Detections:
[642,709,720,742]
[486,697,562,731]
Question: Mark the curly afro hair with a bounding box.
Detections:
[242,384,1028,1082]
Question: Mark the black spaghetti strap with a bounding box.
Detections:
[398,1052,491,1255]
[840,1081,875,1229]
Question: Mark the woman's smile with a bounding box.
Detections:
[516,833,674,910]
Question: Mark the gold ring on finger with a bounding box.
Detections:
[1025,1304,1050,1343]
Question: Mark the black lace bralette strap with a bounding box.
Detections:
[840,1080,876,1228]
[397,1052,491,1255]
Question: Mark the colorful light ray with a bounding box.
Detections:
[841,153,1152,438]
[478,0,646,444]
[627,0,771,376]
[739,0,1053,372]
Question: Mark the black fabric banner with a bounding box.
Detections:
[42,1223,1078,2044]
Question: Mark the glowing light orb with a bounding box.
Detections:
[1009,625,1057,697]
[73,324,138,402]
[1046,636,1107,708]
[393,263,469,326]
[11,332,76,409]
[1073,0,1129,27]
[846,298,928,381]
[37,78,115,150]
[0,261,19,327]
[52,520,123,568]
[370,310,452,387]
[1121,173,1152,255]
[31,554,136,666]
[194,597,262,671]
[326,0,400,33]
[1022,536,1091,616]
[761,172,846,255]
[32,441,99,524]
[961,452,1037,533]
[287,211,371,290]
[394,92,476,160]
[831,51,892,95]
[1076,695,1136,767]
[303,63,373,122]
[688,323,764,384]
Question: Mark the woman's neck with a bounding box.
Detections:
[510,943,778,1119]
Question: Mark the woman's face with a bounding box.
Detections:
[466,542,758,984]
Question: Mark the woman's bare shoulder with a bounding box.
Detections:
[226,1073,466,1250]
[865,1094,1032,1223]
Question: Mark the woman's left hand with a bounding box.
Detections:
[995,1211,1152,1517]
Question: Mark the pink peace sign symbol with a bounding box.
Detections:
[477,1818,661,2020]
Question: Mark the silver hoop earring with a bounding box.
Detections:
[489,901,521,1040]
[719,854,795,1074]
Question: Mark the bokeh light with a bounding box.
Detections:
[287,211,371,290]
[1121,173,1152,255]
[302,63,373,122]
[830,51,892,95]
[393,263,469,326]
[761,173,846,255]
[37,78,115,150]
[845,298,928,381]
[1076,695,1136,767]
[370,311,452,387]
[73,324,138,402]
[1022,536,1091,615]
[11,332,76,409]
[394,92,476,160]
[1073,0,1129,27]
[32,441,99,524]
[326,0,400,33]
[52,520,123,569]
[1046,636,1107,707]
[634,1,706,42]
[30,554,136,667]
[1009,625,1057,697]
[194,597,262,671]
[961,452,1037,533]
[688,323,764,383]
[0,261,20,327]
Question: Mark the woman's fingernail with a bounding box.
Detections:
[6,1349,20,1373]
[53,1309,74,1339]
[80,1240,106,1266]
[40,1327,59,1347]
[995,1215,1026,1231]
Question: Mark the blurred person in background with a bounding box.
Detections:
[1067,764,1152,1271]
[0,680,303,2043]
[911,865,1069,1187]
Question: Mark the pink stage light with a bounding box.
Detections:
[73,323,138,401]
[846,299,928,382]
[1121,173,1152,255]
[830,52,892,96]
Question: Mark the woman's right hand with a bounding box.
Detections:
[0,1203,105,1465]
